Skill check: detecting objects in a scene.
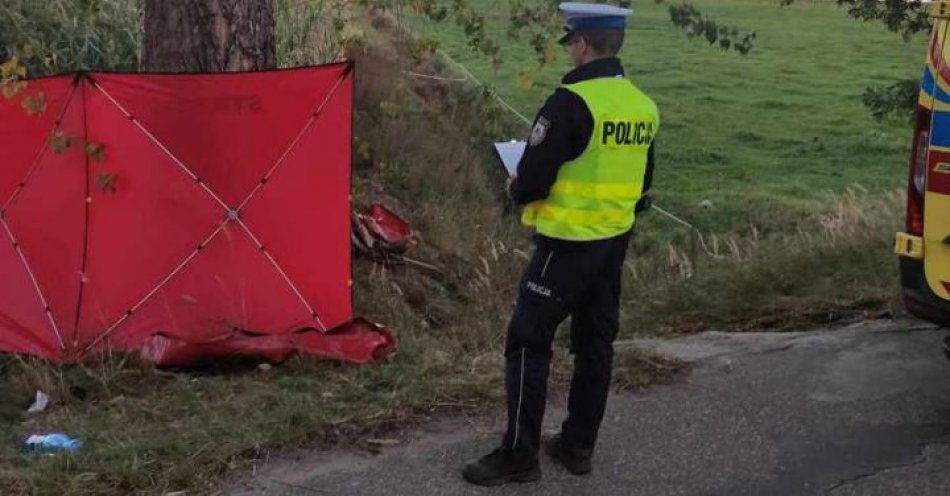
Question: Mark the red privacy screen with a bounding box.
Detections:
[0,64,354,362]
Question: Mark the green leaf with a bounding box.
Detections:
[96,172,118,193]
[517,71,534,90]
[85,142,106,163]
[1,80,26,99]
[49,131,73,154]
[21,92,47,116]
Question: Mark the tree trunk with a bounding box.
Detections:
[143,0,276,72]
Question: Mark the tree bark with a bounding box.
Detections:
[143,0,276,72]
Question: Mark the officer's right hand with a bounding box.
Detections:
[635,194,652,213]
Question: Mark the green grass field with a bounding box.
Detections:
[412,0,926,235]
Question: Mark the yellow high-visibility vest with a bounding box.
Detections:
[522,77,658,241]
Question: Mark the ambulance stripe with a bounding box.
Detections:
[929,112,950,148]
[920,67,950,105]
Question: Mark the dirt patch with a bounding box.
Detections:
[221,414,497,495]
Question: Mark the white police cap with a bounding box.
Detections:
[558,2,633,44]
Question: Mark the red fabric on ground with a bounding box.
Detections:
[141,318,395,368]
[363,203,413,249]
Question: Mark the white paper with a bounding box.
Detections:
[27,391,49,414]
[492,140,526,177]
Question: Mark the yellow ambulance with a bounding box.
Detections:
[896,2,950,333]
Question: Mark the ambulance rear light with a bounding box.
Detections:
[914,130,929,196]
[906,110,931,235]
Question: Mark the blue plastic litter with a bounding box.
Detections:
[22,433,82,454]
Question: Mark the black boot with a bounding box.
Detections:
[543,433,592,475]
[462,446,541,486]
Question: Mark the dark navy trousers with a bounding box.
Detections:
[502,231,631,455]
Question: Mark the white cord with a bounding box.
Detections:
[433,50,534,126]
[401,70,469,82]
[652,204,697,231]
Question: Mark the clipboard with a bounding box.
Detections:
[492,140,526,177]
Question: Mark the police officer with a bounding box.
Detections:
[463,2,658,486]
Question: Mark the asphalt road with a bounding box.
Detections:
[228,320,950,496]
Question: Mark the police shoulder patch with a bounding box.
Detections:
[528,116,551,147]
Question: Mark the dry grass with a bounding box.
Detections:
[622,189,903,336]
[612,349,691,392]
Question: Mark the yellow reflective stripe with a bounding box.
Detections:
[522,201,541,226]
[545,194,634,215]
[535,203,632,226]
[549,180,641,200]
[921,89,936,110]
